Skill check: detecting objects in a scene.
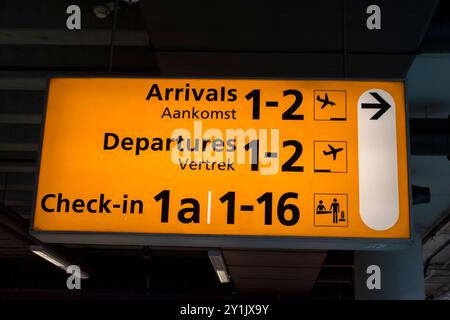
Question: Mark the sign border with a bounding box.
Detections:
[29,74,413,250]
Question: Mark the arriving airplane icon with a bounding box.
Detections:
[323,144,344,160]
[317,93,336,109]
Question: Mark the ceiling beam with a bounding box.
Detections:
[0,114,42,124]
[0,184,34,191]
[0,29,149,46]
[0,143,38,152]
[0,77,47,90]
[0,163,36,173]
[3,201,32,207]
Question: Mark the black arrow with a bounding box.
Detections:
[361,92,391,120]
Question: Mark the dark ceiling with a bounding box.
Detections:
[0,0,447,299]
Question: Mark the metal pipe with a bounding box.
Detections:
[424,239,450,278]
[108,0,120,72]
[423,210,450,244]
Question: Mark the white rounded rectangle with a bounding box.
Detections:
[357,89,399,231]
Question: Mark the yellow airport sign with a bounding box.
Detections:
[31,78,411,243]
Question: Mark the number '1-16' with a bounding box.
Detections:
[219,191,300,226]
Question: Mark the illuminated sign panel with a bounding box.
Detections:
[31,78,410,242]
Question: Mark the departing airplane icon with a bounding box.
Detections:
[317,93,336,109]
[323,144,344,160]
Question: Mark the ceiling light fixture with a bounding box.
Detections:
[29,245,89,279]
[208,250,231,283]
[93,2,116,19]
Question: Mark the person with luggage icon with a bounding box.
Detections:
[330,198,340,224]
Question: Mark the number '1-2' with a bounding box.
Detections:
[245,89,304,120]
